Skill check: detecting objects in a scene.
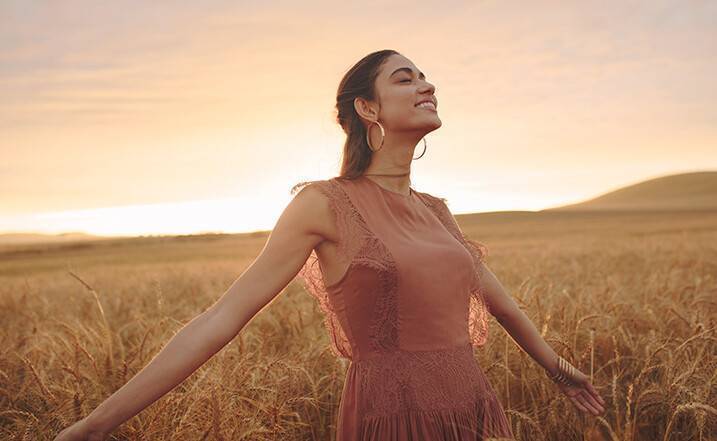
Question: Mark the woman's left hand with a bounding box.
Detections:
[555,369,606,416]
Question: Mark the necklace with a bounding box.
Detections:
[363,172,410,177]
[362,172,413,196]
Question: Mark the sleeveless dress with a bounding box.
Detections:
[296,175,514,441]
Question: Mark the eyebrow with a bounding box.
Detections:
[389,67,426,80]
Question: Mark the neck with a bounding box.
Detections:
[363,131,422,193]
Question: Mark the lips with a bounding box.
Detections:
[415,97,437,110]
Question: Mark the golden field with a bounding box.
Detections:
[1,209,716,440]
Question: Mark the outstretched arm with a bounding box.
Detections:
[54,184,333,440]
[478,261,606,416]
[84,306,244,434]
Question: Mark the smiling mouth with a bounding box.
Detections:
[415,102,437,111]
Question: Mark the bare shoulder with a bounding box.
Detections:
[289,179,338,243]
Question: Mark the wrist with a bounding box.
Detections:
[83,409,114,436]
[545,355,560,377]
[545,355,578,386]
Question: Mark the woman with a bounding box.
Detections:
[55,49,605,441]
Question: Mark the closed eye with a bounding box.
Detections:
[400,79,411,83]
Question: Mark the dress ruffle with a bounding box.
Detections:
[359,394,514,441]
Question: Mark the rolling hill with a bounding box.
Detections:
[544,171,717,211]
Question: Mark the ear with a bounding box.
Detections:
[353,97,378,122]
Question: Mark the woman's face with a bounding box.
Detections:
[366,54,441,133]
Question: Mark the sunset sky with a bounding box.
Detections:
[1,1,715,237]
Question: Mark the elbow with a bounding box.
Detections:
[202,308,245,348]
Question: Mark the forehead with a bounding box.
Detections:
[381,55,422,79]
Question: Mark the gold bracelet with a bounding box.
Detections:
[546,355,579,386]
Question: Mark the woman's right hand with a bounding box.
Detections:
[53,417,108,441]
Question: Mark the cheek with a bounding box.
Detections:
[384,91,417,114]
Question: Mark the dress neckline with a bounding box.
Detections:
[361,175,415,199]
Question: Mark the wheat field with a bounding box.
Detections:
[1,209,716,440]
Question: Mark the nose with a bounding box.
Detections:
[419,80,435,95]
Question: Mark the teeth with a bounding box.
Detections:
[416,102,436,109]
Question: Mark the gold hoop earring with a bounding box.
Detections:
[413,137,427,160]
[366,120,385,152]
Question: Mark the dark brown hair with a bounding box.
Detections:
[291,49,401,195]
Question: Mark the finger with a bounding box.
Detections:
[577,391,602,415]
[576,393,600,415]
[569,395,590,413]
[582,389,606,413]
[588,382,606,405]
[584,391,605,412]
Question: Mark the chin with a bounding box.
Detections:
[427,118,442,130]
[421,121,442,135]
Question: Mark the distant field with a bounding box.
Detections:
[1,209,716,440]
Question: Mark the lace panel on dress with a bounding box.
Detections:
[417,192,491,348]
[296,178,401,359]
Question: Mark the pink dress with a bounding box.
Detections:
[297,175,514,441]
